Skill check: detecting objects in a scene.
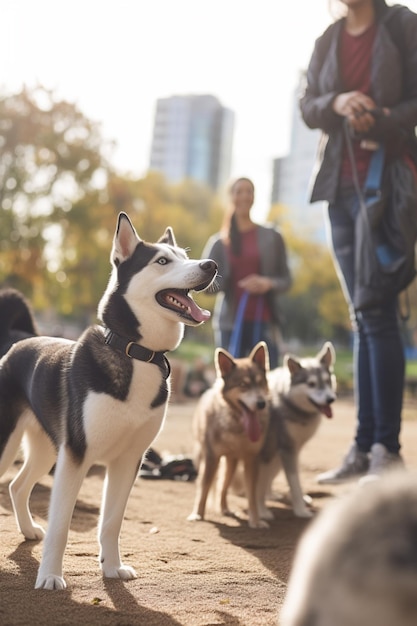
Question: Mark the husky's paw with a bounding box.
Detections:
[249,519,270,529]
[35,574,67,590]
[293,506,314,519]
[23,524,46,541]
[187,512,203,522]
[103,564,137,580]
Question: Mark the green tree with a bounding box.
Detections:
[0,85,111,308]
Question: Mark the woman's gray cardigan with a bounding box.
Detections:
[202,225,292,333]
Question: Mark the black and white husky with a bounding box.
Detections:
[257,342,336,519]
[0,212,217,590]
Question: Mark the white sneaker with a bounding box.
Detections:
[360,443,404,483]
[316,443,369,485]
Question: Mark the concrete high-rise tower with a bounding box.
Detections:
[149,94,234,191]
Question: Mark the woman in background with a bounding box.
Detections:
[202,177,291,369]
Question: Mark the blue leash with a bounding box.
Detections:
[228,292,264,357]
[364,144,385,199]
[363,145,403,268]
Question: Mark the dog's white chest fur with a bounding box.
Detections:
[83,361,168,464]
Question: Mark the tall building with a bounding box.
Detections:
[271,76,325,242]
[149,94,234,190]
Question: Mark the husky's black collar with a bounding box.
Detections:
[104,328,171,379]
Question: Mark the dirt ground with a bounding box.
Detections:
[1,395,416,626]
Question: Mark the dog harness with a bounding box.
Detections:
[104,328,171,379]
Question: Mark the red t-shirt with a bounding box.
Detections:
[227,228,271,322]
[339,23,377,187]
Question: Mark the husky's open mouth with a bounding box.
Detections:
[310,399,333,418]
[156,287,211,324]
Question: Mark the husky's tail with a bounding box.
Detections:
[0,288,38,357]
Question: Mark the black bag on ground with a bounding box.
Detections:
[139,448,197,481]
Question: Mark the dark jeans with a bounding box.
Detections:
[218,321,279,370]
[328,187,404,453]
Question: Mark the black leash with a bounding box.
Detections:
[104,328,171,379]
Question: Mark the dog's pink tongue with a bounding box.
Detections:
[188,298,211,323]
[173,293,211,323]
[320,405,333,419]
[242,409,262,442]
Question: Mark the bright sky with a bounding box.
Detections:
[3,0,417,219]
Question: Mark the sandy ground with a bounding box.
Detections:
[1,395,416,626]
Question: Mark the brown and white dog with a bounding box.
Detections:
[187,342,270,528]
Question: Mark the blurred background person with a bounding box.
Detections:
[202,177,291,369]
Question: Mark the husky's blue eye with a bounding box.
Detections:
[157,257,168,265]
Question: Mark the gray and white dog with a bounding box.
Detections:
[257,342,336,519]
[0,212,217,590]
[281,470,417,626]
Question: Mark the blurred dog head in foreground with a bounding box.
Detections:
[280,470,417,626]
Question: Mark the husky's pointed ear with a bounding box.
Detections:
[215,347,236,379]
[249,341,270,372]
[318,341,335,368]
[284,354,303,375]
[158,226,177,247]
[112,213,141,266]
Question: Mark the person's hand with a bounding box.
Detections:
[238,274,272,294]
[333,91,377,133]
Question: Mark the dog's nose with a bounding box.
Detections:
[256,399,266,410]
[199,259,218,273]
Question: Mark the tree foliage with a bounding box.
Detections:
[0,85,111,309]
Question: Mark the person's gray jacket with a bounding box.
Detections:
[300,3,417,204]
[202,224,292,332]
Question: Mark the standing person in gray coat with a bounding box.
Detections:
[202,177,291,369]
[300,0,417,483]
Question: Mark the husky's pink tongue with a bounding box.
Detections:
[242,409,262,442]
[172,292,211,323]
[186,297,211,323]
[320,405,333,419]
